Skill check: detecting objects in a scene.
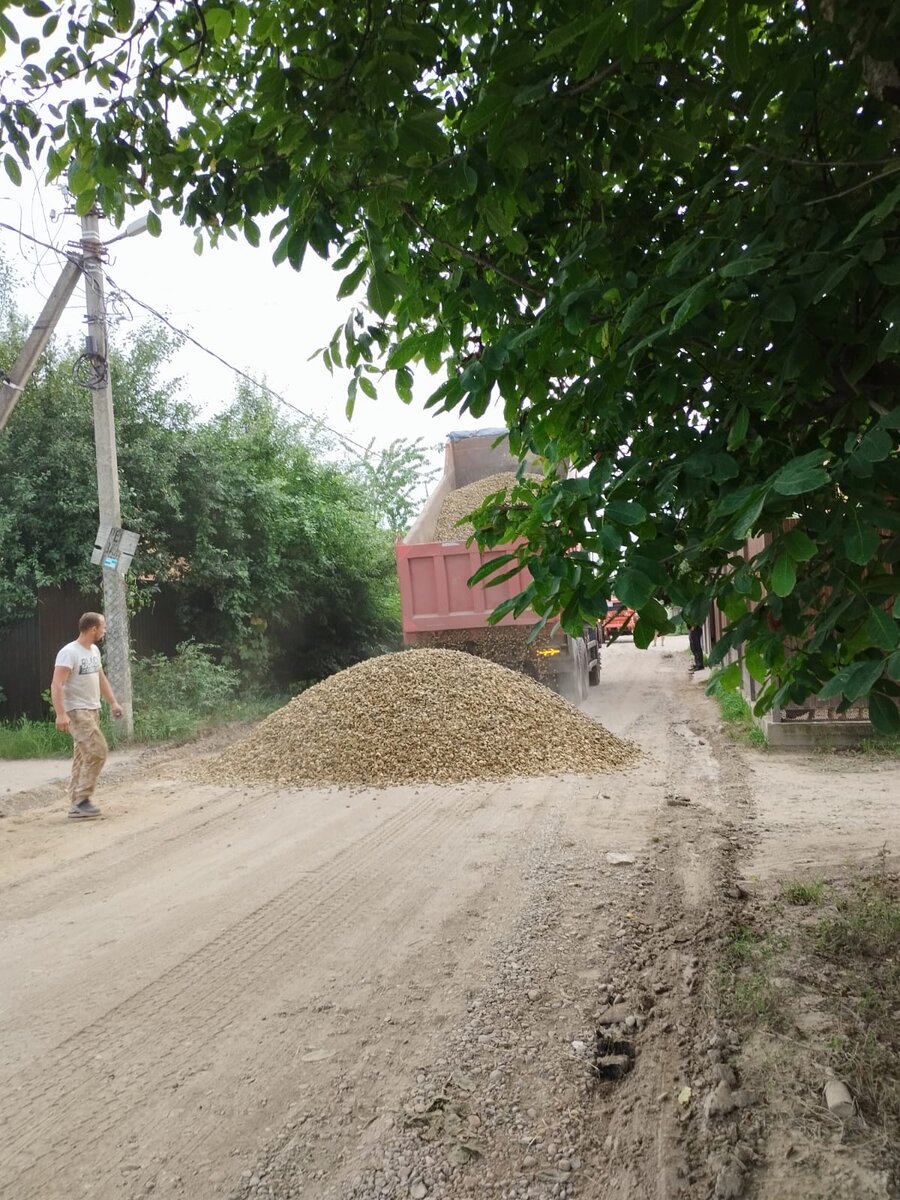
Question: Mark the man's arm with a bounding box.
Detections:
[51,665,72,731]
[99,668,124,719]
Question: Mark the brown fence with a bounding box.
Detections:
[0,583,186,721]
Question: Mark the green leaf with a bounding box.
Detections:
[844,180,900,244]
[367,271,398,318]
[204,7,233,42]
[146,211,162,237]
[632,0,659,22]
[818,666,856,701]
[854,427,893,464]
[614,569,655,610]
[720,255,774,278]
[864,608,899,650]
[886,649,900,681]
[605,499,648,525]
[770,556,796,598]
[744,645,768,684]
[655,127,696,161]
[359,376,377,400]
[3,154,21,186]
[727,407,749,451]
[468,552,517,586]
[730,489,768,539]
[632,617,655,649]
[68,163,94,196]
[717,661,742,691]
[874,258,900,286]
[536,13,599,60]
[766,291,796,322]
[395,365,413,403]
[73,190,96,217]
[772,452,829,496]
[724,8,751,82]
[868,691,900,735]
[110,0,135,30]
[782,528,817,562]
[845,658,886,702]
[685,0,721,52]
[337,259,367,300]
[844,512,881,565]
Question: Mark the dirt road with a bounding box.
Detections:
[1,639,897,1200]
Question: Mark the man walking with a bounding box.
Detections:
[688,624,705,673]
[51,612,123,819]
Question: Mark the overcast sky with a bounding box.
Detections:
[1,182,502,469]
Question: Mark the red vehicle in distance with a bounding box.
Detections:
[601,597,637,641]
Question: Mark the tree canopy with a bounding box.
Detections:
[0,283,402,681]
[356,437,439,537]
[1,0,899,727]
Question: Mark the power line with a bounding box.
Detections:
[103,272,374,460]
[0,219,376,461]
[0,219,69,259]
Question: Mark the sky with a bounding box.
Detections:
[0,181,502,470]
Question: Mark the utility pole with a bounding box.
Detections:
[0,258,82,431]
[80,209,135,735]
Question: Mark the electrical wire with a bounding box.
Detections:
[0,219,70,259]
[0,219,376,461]
[103,272,375,460]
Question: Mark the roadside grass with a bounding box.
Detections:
[718,924,786,1025]
[708,672,768,749]
[0,717,77,758]
[826,734,900,761]
[782,880,827,906]
[718,860,900,1138]
[811,867,900,1131]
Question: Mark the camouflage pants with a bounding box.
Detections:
[67,709,108,804]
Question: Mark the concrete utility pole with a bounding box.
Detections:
[0,258,82,432]
[80,209,135,735]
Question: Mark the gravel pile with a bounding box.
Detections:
[198,649,636,789]
[433,472,541,542]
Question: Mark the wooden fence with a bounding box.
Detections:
[0,582,186,721]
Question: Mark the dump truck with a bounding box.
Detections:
[396,430,600,703]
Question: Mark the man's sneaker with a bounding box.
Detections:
[68,799,101,819]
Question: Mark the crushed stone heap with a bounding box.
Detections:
[432,472,542,542]
[200,649,638,789]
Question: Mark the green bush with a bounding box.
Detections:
[131,641,239,716]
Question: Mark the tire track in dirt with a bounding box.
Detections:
[1,784,251,902]
[589,668,754,1199]
[0,783,492,1197]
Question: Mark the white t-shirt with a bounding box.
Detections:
[55,641,102,711]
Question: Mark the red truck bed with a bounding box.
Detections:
[396,540,538,636]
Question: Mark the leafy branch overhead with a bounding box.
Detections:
[1,0,898,727]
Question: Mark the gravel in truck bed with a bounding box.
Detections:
[432,472,542,542]
[197,649,637,789]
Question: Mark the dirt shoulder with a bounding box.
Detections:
[0,640,897,1200]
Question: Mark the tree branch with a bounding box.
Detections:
[401,204,543,297]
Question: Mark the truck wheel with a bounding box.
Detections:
[589,663,600,687]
